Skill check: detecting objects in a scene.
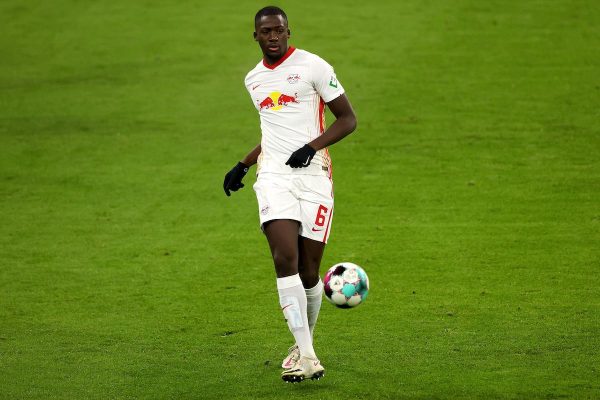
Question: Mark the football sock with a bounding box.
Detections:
[305,279,323,339]
[277,274,316,359]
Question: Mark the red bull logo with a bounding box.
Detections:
[258,92,298,111]
[258,97,275,110]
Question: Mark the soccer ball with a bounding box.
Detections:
[323,262,369,308]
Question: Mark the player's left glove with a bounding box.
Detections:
[285,144,316,168]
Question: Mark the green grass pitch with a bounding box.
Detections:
[1,0,599,398]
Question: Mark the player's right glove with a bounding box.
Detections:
[223,162,249,196]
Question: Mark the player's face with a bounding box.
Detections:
[254,15,290,63]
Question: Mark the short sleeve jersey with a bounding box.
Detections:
[244,47,345,176]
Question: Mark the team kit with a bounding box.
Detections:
[245,46,343,244]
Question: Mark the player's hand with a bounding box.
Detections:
[285,144,316,168]
[223,162,249,196]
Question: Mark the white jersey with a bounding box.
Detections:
[244,47,345,176]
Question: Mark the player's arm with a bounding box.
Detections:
[285,94,356,168]
[241,143,261,166]
[309,94,356,151]
[223,143,261,196]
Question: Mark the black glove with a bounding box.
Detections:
[223,162,249,196]
[285,144,316,168]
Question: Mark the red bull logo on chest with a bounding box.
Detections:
[258,92,298,111]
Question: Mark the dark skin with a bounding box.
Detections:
[234,14,357,287]
[254,14,291,65]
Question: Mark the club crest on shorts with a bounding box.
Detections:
[261,205,270,215]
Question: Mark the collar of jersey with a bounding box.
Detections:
[263,46,296,70]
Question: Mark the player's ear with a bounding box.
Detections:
[253,31,257,41]
[287,28,291,38]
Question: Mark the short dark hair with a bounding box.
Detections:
[254,6,288,27]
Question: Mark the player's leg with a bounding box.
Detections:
[278,176,332,381]
[255,175,323,381]
[295,174,334,343]
[281,237,325,368]
[264,219,300,278]
[264,220,317,362]
[298,237,325,340]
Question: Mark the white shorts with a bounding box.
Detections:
[253,172,334,243]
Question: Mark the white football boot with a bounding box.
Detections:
[281,356,325,383]
[281,344,300,369]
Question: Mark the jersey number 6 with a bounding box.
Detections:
[315,205,329,227]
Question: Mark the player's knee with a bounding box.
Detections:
[272,251,297,272]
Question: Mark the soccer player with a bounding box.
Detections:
[223,6,357,382]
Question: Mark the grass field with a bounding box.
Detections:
[1,0,599,398]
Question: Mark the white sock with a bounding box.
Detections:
[277,274,316,359]
[305,279,323,340]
